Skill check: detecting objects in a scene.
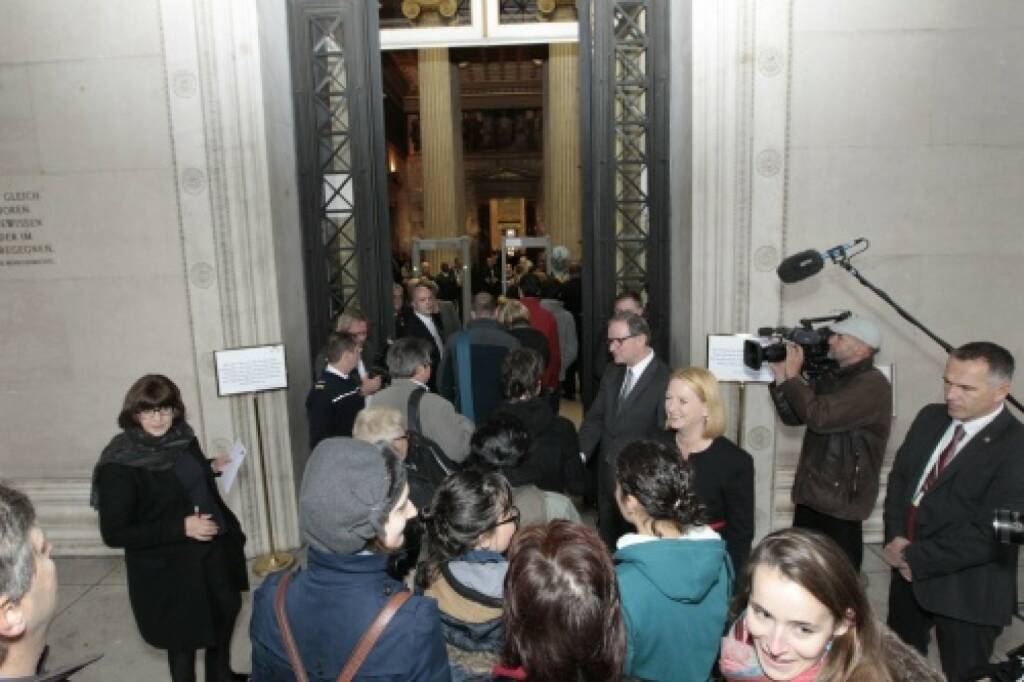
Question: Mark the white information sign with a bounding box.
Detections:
[214,344,288,396]
[707,334,775,383]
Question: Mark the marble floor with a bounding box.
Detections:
[45,544,1024,681]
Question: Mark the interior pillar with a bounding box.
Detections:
[543,43,582,260]
[417,47,464,269]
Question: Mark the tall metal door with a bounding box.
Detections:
[580,0,671,404]
[289,1,392,371]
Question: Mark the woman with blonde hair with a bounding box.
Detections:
[497,299,550,375]
[659,366,754,573]
[721,528,941,681]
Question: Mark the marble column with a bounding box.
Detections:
[543,43,582,260]
[417,48,465,270]
[683,0,791,544]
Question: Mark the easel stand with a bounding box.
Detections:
[735,382,746,448]
[251,395,294,577]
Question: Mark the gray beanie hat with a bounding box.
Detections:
[299,437,407,555]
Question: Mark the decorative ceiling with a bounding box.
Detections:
[384,45,548,111]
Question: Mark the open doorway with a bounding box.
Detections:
[289,1,671,405]
[380,45,567,290]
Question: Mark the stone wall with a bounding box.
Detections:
[0,0,300,555]
[678,0,1024,542]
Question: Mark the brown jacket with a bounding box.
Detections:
[770,359,892,521]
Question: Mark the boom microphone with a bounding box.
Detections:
[776,250,824,283]
[776,239,867,284]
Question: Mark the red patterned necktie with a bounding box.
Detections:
[906,424,965,540]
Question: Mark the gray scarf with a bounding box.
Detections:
[89,422,195,509]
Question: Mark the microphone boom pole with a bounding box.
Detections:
[833,257,1023,413]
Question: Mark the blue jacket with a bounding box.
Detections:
[250,549,451,681]
[615,530,732,682]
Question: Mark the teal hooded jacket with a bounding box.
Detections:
[615,530,733,681]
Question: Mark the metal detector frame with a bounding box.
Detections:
[500,235,552,294]
[411,237,472,325]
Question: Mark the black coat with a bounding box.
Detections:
[884,403,1024,627]
[492,397,584,495]
[399,308,445,392]
[658,432,755,574]
[97,439,248,650]
[580,353,671,546]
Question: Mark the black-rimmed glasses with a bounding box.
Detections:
[483,505,521,532]
[607,334,639,347]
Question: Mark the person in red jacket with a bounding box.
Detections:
[516,273,561,392]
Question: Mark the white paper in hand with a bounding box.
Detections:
[219,440,246,494]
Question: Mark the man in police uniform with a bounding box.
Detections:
[306,332,364,449]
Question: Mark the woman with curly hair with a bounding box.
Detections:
[614,439,732,682]
[419,469,518,653]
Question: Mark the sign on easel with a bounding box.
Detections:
[214,344,288,396]
[212,342,293,575]
[707,334,774,384]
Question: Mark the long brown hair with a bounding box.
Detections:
[735,528,892,682]
[502,520,626,681]
[117,374,186,430]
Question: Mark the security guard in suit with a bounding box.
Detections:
[306,332,364,450]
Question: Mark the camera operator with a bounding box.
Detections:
[883,341,1024,681]
[768,316,892,571]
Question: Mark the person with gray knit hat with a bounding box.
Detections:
[250,438,450,680]
[300,437,410,554]
[767,314,892,572]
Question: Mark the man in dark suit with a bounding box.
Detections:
[883,341,1023,681]
[579,311,671,549]
[399,279,446,392]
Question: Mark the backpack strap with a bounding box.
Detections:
[274,570,412,682]
[407,387,426,434]
[273,570,309,682]
[455,332,475,422]
[337,590,412,682]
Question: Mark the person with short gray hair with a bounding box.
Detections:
[387,336,432,379]
[883,341,1023,680]
[353,406,408,460]
[375,338,475,463]
[0,483,98,679]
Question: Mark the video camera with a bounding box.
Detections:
[743,312,851,381]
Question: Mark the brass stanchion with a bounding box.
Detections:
[736,382,747,449]
[250,394,294,576]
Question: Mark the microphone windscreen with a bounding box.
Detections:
[777,249,824,284]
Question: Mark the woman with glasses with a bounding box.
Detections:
[91,374,247,682]
[418,469,518,653]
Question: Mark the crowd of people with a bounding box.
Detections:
[0,253,1017,681]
